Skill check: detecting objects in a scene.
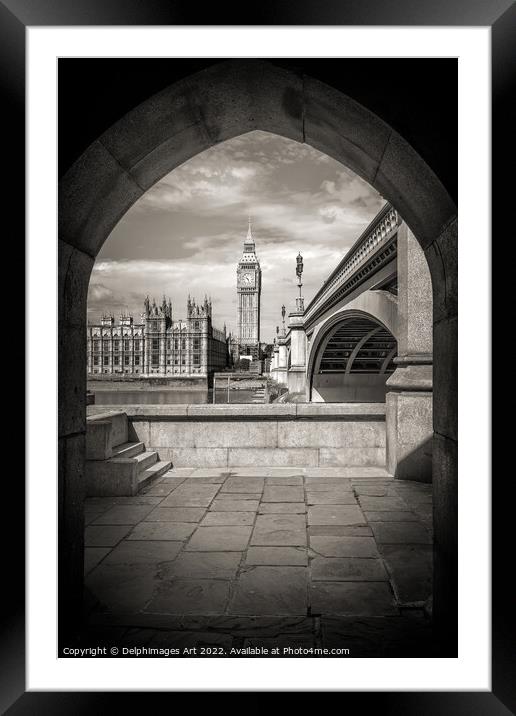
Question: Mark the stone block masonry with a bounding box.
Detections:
[86,404,387,468]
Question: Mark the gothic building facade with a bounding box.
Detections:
[87,296,228,378]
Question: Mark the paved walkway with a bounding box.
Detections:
[83,467,435,656]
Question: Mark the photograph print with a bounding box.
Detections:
[58,58,458,659]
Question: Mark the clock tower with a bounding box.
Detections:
[236,218,262,358]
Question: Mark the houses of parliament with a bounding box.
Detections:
[87,222,264,378]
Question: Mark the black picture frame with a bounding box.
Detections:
[6,0,510,710]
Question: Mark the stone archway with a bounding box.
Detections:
[59,59,457,647]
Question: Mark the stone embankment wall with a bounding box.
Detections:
[87,377,208,390]
[86,404,386,468]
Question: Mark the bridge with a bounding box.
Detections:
[270,203,433,482]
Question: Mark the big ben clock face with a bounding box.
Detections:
[240,272,255,287]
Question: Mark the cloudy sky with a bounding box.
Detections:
[88,130,384,341]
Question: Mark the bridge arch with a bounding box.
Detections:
[305,288,398,389]
[308,309,397,402]
[59,59,457,639]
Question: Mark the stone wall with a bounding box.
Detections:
[312,374,390,403]
[87,403,386,468]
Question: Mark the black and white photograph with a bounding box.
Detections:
[58,57,457,660]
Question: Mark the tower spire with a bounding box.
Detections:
[244,216,255,253]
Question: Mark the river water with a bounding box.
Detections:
[90,389,263,405]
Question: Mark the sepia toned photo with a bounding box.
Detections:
[58,58,458,660]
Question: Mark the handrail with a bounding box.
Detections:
[303,203,400,321]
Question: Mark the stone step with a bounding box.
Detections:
[137,460,172,492]
[111,441,145,459]
[109,450,158,473]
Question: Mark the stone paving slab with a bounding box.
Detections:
[84,525,132,547]
[358,496,409,511]
[311,557,389,582]
[228,566,308,616]
[353,485,390,497]
[305,467,391,478]
[220,477,264,493]
[160,483,221,507]
[306,492,358,505]
[163,468,196,477]
[308,525,373,537]
[214,492,262,500]
[411,503,433,518]
[262,486,305,503]
[265,476,304,486]
[305,482,353,491]
[180,475,227,484]
[146,579,230,615]
[258,503,306,514]
[396,494,433,507]
[379,544,432,603]
[85,497,121,507]
[310,536,380,558]
[370,522,432,544]
[85,508,109,526]
[86,495,162,507]
[86,564,158,613]
[246,547,308,566]
[141,482,181,496]
[364,510,419,522]
[226,468,271,477]
[185,526,253,552]
[211,499,260,512]
[201,511,255,526]
[307,505,366,526]
[251,514,307,546]
[111,495,164,505]
[127,522,196,541]
[155,477,187,488]
[160,552,242,580]
[84,547,111,575]
[102,540,183,565]
[189,468,230,477]
[266,468,305,477]
[311,582,398,616]
[144,507,206,523]
[92,505,155,525]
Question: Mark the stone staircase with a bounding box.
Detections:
[85,411,171,496]
[251,387,266,403]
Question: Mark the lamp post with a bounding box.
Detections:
[296,252,304,312]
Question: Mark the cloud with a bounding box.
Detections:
[88,282,114,302]
[93,130,384,339]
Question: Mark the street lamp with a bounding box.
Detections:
[295,252,304,312]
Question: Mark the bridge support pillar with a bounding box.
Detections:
[270,345,279,381]
[386,224,433,482]
[276,339,288,386]
[287,312,307,395]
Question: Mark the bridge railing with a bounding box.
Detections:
[303,203,400,325]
